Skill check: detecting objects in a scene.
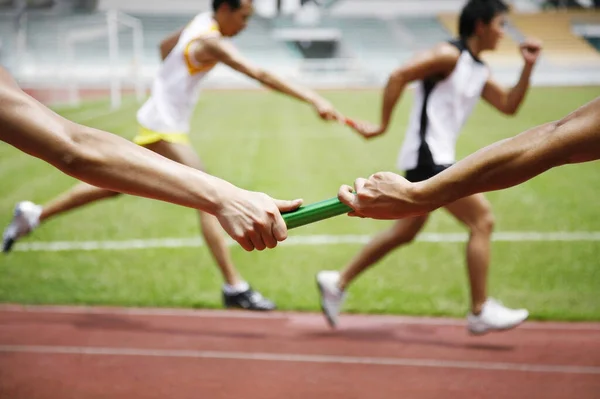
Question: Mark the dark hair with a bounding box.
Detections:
[458,0,509,38]
[212,0,243,12]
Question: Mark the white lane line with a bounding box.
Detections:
[0,345,598,375]
[12,231,600,252]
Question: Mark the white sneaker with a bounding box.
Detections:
[467,298,529,335]
[2,201,42,253]
[316,270,347,328]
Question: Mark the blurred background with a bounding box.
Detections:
[1,0,599,107]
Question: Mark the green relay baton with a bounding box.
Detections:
[281,196,353,229]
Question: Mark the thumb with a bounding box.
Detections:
[274,198,303,213]
[338,185,357,210]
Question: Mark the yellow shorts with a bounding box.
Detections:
[132,125,190,146]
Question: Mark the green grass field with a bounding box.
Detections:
[1,86,599,321]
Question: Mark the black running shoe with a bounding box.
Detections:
[223,287,276,311]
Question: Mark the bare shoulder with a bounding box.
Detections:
[196,33,223,48]
[430,42,461,64]
[197,35,241,62]
[400,42,460,78]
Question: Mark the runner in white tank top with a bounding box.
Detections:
[133,1,343,147]
[135,12,222,142]
[316,0,543,336]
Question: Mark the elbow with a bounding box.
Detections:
[159,45,168,59]
[56,144,96,178]
[389,69,406,85]
[159,39,172,59]
[55,126,104,178]
[502,103,520,116]
[159,40,169,54]
[531,120,560,150]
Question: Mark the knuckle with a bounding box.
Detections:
[254,218,268,229]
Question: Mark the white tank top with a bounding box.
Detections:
[397,40,490,170]
[137,12,220,134]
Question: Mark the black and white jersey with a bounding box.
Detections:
[396,39,490,171]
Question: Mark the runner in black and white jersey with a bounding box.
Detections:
[317,0,543,335]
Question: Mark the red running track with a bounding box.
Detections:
[0,304,598,399]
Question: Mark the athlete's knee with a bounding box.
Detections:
[388,220,425,246]
[471,210,495,236]
[390,234,417,247]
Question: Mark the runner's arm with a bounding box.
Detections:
[199,37,341,120]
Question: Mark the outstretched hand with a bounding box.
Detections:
[343,118,386,139]
[338,172,434,220]
[312,98,344,122]
[216,187,303,251]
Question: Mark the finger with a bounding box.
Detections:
[272,213,289,242]
[236,235,255,252]
[248,230,266,251]
[262,225,278,249]
[338,184,357,208]
[274,198,303,212]
[347,211,365,218]
[354,177,367,193]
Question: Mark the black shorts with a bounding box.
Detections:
[404,164,453,183]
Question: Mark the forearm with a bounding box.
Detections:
[0,69,234,216]
[58,123,232,214]
[257,70,317,105]
[505,63,534,114]
[380,72,407,129]
[2,107,232,214]
[417,123,555,206]
[414,100,600,208]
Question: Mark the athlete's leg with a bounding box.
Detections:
[144,140,239,282]
[2,182,119,252]
[444,194,494,314]
[144,139,275,310]
[317,215,429,327]
[444,193,528,334]
[41,183,120,222]
[340,215,430,290]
